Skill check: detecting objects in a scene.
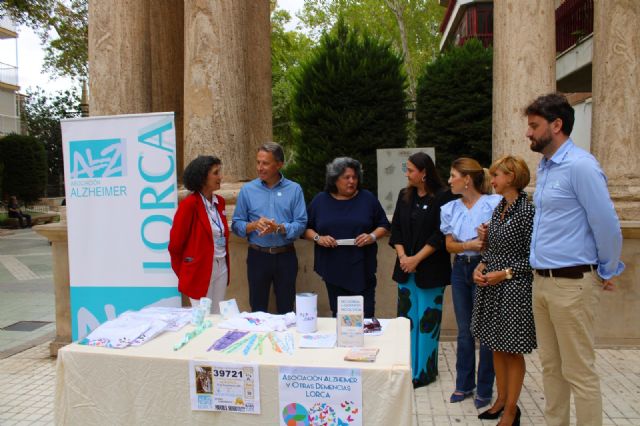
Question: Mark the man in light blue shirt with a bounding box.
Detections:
[525,93,624,426]
[232,142,307,313]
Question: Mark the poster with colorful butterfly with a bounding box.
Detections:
[278,366,362,426]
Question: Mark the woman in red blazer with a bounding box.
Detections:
[169,155,230,313]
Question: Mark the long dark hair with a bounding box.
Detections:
[402,152,444,204]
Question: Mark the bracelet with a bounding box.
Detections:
[369,233,377,242]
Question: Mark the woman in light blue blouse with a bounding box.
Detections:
[440,157,501,409]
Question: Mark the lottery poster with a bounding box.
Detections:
[279,366,362,426]
[189,361,260,414]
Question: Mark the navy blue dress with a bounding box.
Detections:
[306,190,390,316]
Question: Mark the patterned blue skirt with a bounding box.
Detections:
[398,274,444,388]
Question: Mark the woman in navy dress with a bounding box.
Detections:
[304,157,390,317]
[389,152,455,387]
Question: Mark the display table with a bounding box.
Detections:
[55,316,415,425]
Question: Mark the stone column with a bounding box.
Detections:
[88,0,152,115]
[245,0,274,163]
[591,0,640,221]
[492,0,556,177]
[33,223,71,356]
[150,1,185,177]
[89,0,185,174]
[183,0,272,181]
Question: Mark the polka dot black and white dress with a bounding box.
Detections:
[471,191,537,354]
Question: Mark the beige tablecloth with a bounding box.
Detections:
[55,316,415,425]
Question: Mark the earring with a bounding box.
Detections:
[464,184,468,189]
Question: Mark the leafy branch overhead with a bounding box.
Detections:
[0,0,87,79]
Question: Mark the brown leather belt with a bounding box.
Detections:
[249,244,295,254]
[535,265,595,279]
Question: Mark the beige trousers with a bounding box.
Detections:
[532,270,603,426]
[190,257,228,315]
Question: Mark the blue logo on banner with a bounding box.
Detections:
[71,286,180,340]
[69,138,126,179]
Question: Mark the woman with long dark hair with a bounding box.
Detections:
[389,152,455,387]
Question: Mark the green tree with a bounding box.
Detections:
[0,134,48,204]
[289,18,407,200]
[416,39,493,178]
[0,0,87,79]
[271,4,314,159]
[298,0,443,102]
[21,87,81,196]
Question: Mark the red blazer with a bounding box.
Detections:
[168,192,230,299]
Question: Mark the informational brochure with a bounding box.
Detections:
[336,296,364,347]
[189,361,260,414]
[279,366,362,426]
[344,347,379,362]
[298,333,337,349]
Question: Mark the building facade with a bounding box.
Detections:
[0,14,20,136]
[440,0,593,150]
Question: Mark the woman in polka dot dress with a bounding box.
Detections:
[472,155,536,426]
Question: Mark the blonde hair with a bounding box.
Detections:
[489,155,531,191]
[451,157,492,194]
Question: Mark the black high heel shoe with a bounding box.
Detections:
[496,406,520,425]
[477,405,504,419]
[509,406,521,426]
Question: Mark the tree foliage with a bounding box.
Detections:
[21,87,81,196]
[289,18,407,201]
[0,134,48,204]
[271,4,314,159]
[298,0,444,101]
[416,39,493,178]
[0,0,88,79]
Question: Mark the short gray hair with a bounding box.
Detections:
[258,142,285,163]
[324,157,363,193]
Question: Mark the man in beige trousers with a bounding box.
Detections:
[525,93,624,426]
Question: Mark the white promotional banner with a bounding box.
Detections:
[279,366,362,426]
[61,113,180,340]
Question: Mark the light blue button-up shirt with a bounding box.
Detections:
[231,175,307,247]
[530,139,624,279]
[440,194,502,256]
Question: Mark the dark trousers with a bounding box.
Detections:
[8,211,31,228]
[247,247,297,314]
[325,277,376,318]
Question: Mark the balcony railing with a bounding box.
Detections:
[0,62,18,86]
[459,34,493,49]
[0,15,17,33]
[0,113,20,135]
[556,0,593,53]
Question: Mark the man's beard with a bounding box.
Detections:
[529,133,552,153]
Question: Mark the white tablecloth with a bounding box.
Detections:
[55,316,415,425]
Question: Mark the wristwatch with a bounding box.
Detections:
[313,234,320,243]
[504,268,513,280]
